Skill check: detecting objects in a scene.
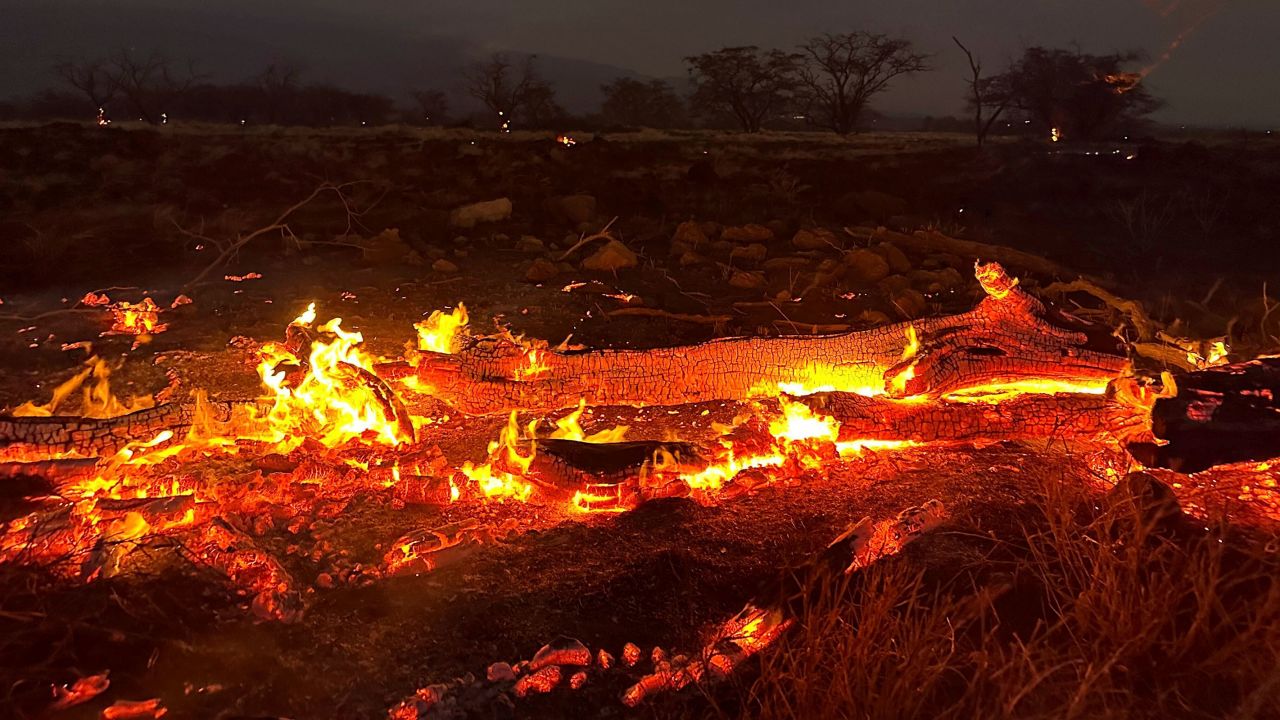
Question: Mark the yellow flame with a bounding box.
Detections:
[415,305,469,354]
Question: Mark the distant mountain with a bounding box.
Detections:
[0,1,650,114]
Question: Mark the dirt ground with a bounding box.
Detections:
[0,124,1277,719]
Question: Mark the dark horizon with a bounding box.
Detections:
[2,0,1277,128]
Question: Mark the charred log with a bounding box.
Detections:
[405,263,1128,415]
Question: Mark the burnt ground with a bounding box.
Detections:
[0,123,1278,719]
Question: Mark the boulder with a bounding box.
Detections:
[890,288,927,319]
[792,228,838,251]
[873,242,912,273]
[722,224,774,244]
[843,249,891,284]
[730,243,768,263]
[581,239,638,272]
[525,258,559,283]
[672,221,709,249]
[729,270,766,290]
[515,235,545,252]
[432,259,459,274]
[449,198,512,229]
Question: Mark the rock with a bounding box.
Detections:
[581,239,638,272]
[792,228,838,251]
[843,249,891,284]
[763,257,811,272]
[730,243,767,263]
[432,259,459,274]
[935,267,965,290]
[878,274,912,293]
[672,221,709,249]
[722,224,774,244]
[679,251,707,266]
[449,198,512,228]
[729,270,766,290]
[525,258,559,282]
[873,242,912,273]
[515,235,545,252]
[548,195,597,225]
[359,228,419,265]
[890,288,927,319]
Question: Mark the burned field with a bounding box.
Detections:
[1,125,1279,719]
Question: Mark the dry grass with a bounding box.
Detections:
[718,479,1280,720]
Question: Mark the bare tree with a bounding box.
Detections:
[410,89,449,125]
[54,58,118,114]
[255,62,303,124]
[106,49,199,124]
[462,53,555,130]
[952,37,1009,147]
[795,32,929,135]
[989,47,1161,141]
[685,46,799,132]
[599,78,685,128]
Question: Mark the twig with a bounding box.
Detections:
[180,182,366,292]
[605,307,731,325]
[557,217,619,261]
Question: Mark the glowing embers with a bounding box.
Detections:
[106,297,166,336]
[257,303,413,451]
[8,357,154,419]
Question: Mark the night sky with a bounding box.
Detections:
[2,0,1276,127]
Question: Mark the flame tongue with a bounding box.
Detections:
[256,304,410,451]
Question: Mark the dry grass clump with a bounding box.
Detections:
[726,479,1280,720]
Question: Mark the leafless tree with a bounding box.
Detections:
[411,89,449,124]
[462,53,555,129]
[795,32,929,135]
[255,61,303,124]
[685,46,800,132]
[54,58,118,112]
[952,37,1009,147]
[106,49,200,124]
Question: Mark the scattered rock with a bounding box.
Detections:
[548,195,597,225]
[730,243,768,263]
[792,228,838,251]
[729,270,766,290]
[878,274,912,293]
[581,239,638,272]
[524,258,559,282]
[487,662,516,683]
[358,228,421,266]
[873,242,912,273]
[679,251,707,266]
[890,288,927,319]
[515,235,545,252]
[722,224,774,244]
[844,249,891,284]
[763,257,811,272]
[448,198,512,229]
[672,221,709,249]
[432,259,459,274]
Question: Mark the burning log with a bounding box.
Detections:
[800,390,1149,446]
[0,400,248,461]
[404,263,1127,415]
